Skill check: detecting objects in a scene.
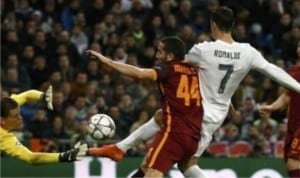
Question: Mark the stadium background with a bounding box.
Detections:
[1,0,299,177]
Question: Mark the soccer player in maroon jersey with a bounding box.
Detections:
[260,64,300,178]
[86,36,203,177]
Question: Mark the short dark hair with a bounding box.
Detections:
[211,6,234,32]
[1,97,18,118]
[161,36,186,60]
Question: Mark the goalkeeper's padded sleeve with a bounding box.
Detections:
[10,90,43,106]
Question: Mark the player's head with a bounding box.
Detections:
[0,97,23,131]
[156,36,186,61]
[210,6,234,39]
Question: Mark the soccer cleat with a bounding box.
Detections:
[88,144,125,162]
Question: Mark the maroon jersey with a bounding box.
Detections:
[153,60,203,140]
[287,66,300,133]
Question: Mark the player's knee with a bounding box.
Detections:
[187,156,199,167]
[177,163,186,173]
[154,109,163,127]
[141,164,147,173]
[178,156,199,172]
[144,168,163,178]
[287,158,300,171]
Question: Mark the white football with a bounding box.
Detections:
[87,114,116,140]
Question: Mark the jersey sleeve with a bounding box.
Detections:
[185,43,205,66]
[10,90,43,106]
[185,44,201,64]
[153,62,172,81]
[249,47,269,70]
[250,47,300,93]
[0,130,59,164]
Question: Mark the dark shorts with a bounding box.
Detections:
[285,128,300,161]
[144,131,198,174]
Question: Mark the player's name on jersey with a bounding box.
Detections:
[173,64,195,74]
[214,50,240,60]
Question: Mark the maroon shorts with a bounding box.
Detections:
[144,131,198,174]
[285,128,300,161]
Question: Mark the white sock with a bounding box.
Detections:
[116,117,160,152]
[184,165,208,178]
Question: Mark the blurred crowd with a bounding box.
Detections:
[1,0,300,158]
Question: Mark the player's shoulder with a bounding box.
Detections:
[190,41,211,50]
[0,127,15,142]
[235,42,261,57]
[192,40,252,48]
[232,41,253,50]
[0,127,8,135]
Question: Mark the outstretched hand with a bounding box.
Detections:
[86,50,110,64]
[59,142,88,162]
[259,105,273,115]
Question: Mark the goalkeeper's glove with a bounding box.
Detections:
[59,142,88,162]
[43,85,53,110]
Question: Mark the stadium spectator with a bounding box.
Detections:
[29,109,50,138]
[28,55,50,89]
[57,55,75,82]
[49,115,69,139]
[48,91,66,119]
[20,45,35,68]
[64,106,79,137]
[86,59,103,81]
[108,106,128,139]
[2,67,28,93]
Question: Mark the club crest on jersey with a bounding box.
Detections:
[15,142,21,146]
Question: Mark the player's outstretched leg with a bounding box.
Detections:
[184,165,208,178]
[179,156,208,178]
[88,144,125,162]
[116,110,162,152]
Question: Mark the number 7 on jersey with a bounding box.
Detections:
[218,64,234,94]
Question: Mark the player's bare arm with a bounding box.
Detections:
[86,50,157,81]
[259,91,290,115]
[228,103,238,119]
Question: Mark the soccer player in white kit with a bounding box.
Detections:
[88,6,300,178]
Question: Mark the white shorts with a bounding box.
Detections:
[193,119,224,157]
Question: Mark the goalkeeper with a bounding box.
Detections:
[0,86,87,164]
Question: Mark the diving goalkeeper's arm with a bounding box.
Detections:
[10,85,53,110]
[0,132,87,164]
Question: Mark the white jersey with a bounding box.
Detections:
[186,40,300,123]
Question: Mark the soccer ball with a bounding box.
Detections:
[87,114,116,140]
